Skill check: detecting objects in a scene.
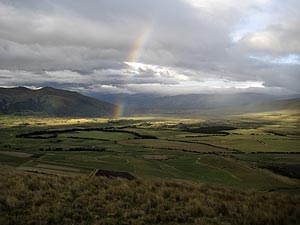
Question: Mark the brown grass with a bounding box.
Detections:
[0,167,299,225]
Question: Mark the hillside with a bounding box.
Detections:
[1,167,299,225]
[240,98,300,112]
[0,87,116,117]
[194,97,300,118]
[91,92,300,116]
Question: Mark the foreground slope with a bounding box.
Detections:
[0,87,116,117]
[1,168,299,225]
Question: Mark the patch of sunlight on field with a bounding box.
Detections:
[232,110,300,123]
[0,116,109,128]
[123,116,204,123]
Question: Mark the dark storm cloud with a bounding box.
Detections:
[0,0,299,94]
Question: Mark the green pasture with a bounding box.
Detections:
[0,115,299,193]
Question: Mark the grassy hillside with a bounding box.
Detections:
[0,87,116,117]
[1,167,299,225]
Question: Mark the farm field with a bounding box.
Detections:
[0,114,299,194]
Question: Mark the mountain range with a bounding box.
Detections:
[0,86,299,117]
[90,92,300,116]
[0,87,116,117]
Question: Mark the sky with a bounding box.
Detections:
[0,0,299,96]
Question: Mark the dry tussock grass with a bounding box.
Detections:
[0,168,299,225]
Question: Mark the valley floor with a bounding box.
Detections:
[0,112,300,224]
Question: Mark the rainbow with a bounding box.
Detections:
[113,21,154,119]
[113,98,125,119]
[126,23,153,63]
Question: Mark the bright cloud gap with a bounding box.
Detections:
[249,54,300,65]
[0,61,265,95]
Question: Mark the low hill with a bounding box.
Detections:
[1,168,299,225]
[197,97,300,118]
[241,97,300,112]
[0,87,116,117]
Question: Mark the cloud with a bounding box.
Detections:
[0,0,299,95]
[0,62,267,95]
[240,19,300,55]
